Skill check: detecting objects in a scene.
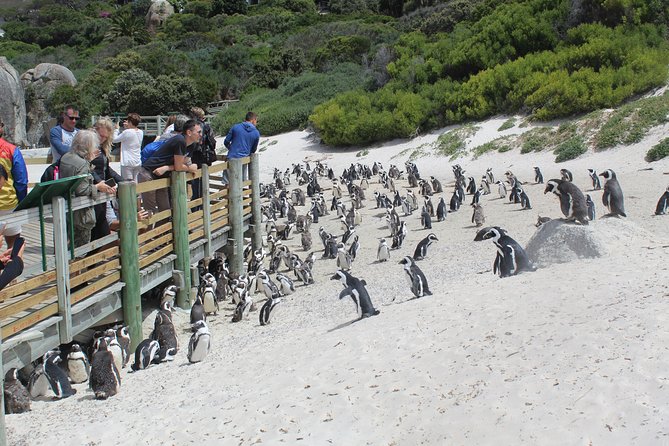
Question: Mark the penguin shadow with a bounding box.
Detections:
[463,225,480,229]
[77,392,98,402]
[383,296,418,306]
[327,319,358,332]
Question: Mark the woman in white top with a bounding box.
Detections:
[113,112,144,182]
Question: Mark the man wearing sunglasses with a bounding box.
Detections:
[49,104,80,162]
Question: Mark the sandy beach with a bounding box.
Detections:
[6,117,669,445]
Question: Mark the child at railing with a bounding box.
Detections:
[0,234,24,292]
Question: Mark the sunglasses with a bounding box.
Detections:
[67,115,80,121]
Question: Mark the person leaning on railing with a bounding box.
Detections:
[0,120,28,252]
[0,164,25,292]
[92,118,122,242]
[137,119,200,217]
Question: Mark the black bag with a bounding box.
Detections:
[40,158,61,182]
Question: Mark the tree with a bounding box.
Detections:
[105,8,150,44]
[210,0,248,16]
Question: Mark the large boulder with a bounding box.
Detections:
[0,57,27,147]
[21,63,77,148]
[146,0,175,33]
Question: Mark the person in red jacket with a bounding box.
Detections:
[0,120,28,251]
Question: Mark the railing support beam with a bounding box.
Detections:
[53,196,72,344]
[119,182,142,351]
[201,164,213,259]
[227,158,244,275]
[171,171,192,308]
[249,153,263,251]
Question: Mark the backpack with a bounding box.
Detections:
[191,122,217,166]
[141,139,167,164]
[40,159,61,182]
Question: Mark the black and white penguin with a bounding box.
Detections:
[413,233,438,261]
[600,169,626,217]
[348,235,360,260]
[519,187,532,210]
[259,294,282,326]
[398,256,432,299]
[190,293,206,328]
[130,339,161,372]
[436,197,447,221]
[201,273,219,315]
[377,238,391,262]
[534,166,544,184]
[66,344,90,384]
[430,176,443,193]
[486,167,495,184]
[496,180,507,199]
[449,190,461,212]
[301,230,312,251]
[560,168,573,182]
[89,338,121,400]
[471,188,482,205]
[587,168,601,190]
[331,270,380,319]
[474,226,534,278]
[187,321,211,363]
[116,326,131,368]
[232,288,253,322]
[544,179,589,225]
[258,270,282,298]
[466,177,477,195]
[276,273,295,295]
[586,194,596,221]
[160,284,177,310]
[43,349,76,399]
[153,302,179,361]
[4,368,30,414]
[341,225,355,245]
[471,203,485,227]
[421,207,432,229]
[27,363,50,399]
[655,186,669,215]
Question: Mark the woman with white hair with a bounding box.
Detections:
[59,129,101,248]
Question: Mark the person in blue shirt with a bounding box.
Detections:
[49,105,80,162]
[224,112,259,159]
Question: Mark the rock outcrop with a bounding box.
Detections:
[21,63,77,148]
[146,0,175,33]
[0,57,27,147]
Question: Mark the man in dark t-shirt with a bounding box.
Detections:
[138,120,200,215]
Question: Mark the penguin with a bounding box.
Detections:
[66,344,90,384]
[190,293,206,327]
[89,338,121,400]
[430,176,443,193]
[587,168,601,190]
[4,368,31,414]
[201,273,219,315]
[519,187,532,210]
[43,349,76,399]
[301,231,312,251]
[331,270,380,319]
[560,168,573,182]
[258,270,281,298]
[586,194,596,221]
[533,166,544,184]
[154,305,178,362]
[398,256,432,299]
[421,207,432,229]
[348,235,360,260]
[160,284,177,310]
[413,233,438,261]
[232,292,252,322]
[486,167,495,184]
[336,243,353,271]
[106,335,124,374]
[449,191,461,212]
[341,225,355,245]
[474,226,535,278]
[496,180,507,199]
[276,273,295,295]
[471,203,485,227]
[480,178,491,195]
[544,179,589,225]
[27,363,50,399]
[187,321,211,363]
[130,339,161,371]
[377,238,391,262]
[655,186,669,215]
[466,177,477,195]
[436,197,447,221]
[116,326,131,368]
[471,188,482,205]
[600,169,626,217]
[535,215,552,227]
[259,294,282,326]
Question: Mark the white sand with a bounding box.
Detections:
[7,117,669,445]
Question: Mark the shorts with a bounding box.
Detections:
[0,209,21,237]
[121,165,142,182]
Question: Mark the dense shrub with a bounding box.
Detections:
[498,118,516,131]
[645,138,669,162]
[554,135,587,162]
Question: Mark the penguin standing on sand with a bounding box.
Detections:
[398,256,432,299]
[436,197,447,221]
[560,168,573,182]
[153,301,178,361]
[259,294,282,326]
[430,176,443,193]
[471,188,482,205]
[66,344,90,384]
[191,294,206,327]
[496,180,507,199]
[130,339,161,371]
[4,368,31,414]
[587,169,601,190]
[43,349,76,399]
[377,238,391,262]
[471,203,485,227]
[534,167,544,184]
[89,338,121,400]
[586,194,596,221]
[413,233,438,261]
[276,273,295,295]
[449,190,461,212]
[421,206,432,229]
[201,273,219,315]
[336,242,353,271]
[519,186,532,210]
[331,270,380,319]
[27,363,50,398]
[187,321,211,363]
[258,271,281,298]
[348,235,360,260]
[486,168,495,184]
[544,179,589,225]
[600,169,626,217]
[474,226,535,278]
[116,326,131,368]
[655,186,669,215]
[301,231,312,251]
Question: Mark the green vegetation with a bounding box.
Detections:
[498,118,516,131]
[433,125,478,159]
[472,136,514,158]
[554,135,586,162]
[520,127,552,154]
[0,0,667,143]
[646,138,669,162]
[356,149,369,157]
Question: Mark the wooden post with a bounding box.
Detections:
[53,196,72,344]
[249,153,263,251]
[201,163,212,259]
[119,182,142,351]
[171,171,191,309]
[228,158,244,275]
[157,115,163,136]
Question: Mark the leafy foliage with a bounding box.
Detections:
[554,135,586,162]
[645,138,669,162]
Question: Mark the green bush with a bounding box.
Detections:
[646,138,669,162]
[497,118,515,131]
[520,128,550,154]
[554,135,587,162]
[434,125,478,159]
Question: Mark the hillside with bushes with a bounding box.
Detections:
[1,0,667,149]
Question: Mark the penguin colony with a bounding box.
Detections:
[8,159,660,415]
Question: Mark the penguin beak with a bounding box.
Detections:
[329,274,338,281]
